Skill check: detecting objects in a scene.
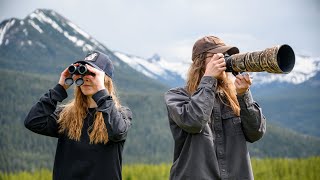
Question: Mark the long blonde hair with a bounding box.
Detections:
[186,53,240,116]
[58,76,121,144]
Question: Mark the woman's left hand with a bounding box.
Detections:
[234,73,252,95]
[85,64,106,92]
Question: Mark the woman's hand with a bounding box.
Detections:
[204,53,226,80]
[234,73,252,95]
[84,64,106,93]
[58,66,72,90]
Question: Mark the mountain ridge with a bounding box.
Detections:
[114,51,187,87]
[114,50,320,88]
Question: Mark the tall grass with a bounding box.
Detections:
[251,157,320,180]
[0,157,319,180]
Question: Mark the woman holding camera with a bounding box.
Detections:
[25,51,132,180]
[164,36,266,180]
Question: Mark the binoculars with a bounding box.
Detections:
[225,44,295,75]
[64,64,95,86]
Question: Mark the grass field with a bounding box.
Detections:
[0,157,319,180]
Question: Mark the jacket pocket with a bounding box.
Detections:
[232,117,243,135]
[222,111,243,136]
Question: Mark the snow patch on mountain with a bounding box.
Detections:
[28,19,43,33]
[21,9,106,52]
[29,10,63,33]
[67,21,91,39]
[115,52,189,78]
[0,19,16,45]
[114,52,188,86]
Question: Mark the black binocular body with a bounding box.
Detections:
[64,64,95,86]
[225,44,295,75]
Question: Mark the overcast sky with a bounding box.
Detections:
[1,0,319,61]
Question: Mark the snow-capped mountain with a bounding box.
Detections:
[115,51,320,87]
[0,9,109,54]
[114,52,189,87]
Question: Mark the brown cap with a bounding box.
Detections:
[192,36,239,60]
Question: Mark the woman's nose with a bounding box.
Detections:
[83,76,89,81]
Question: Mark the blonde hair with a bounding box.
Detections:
[186,54,240,116]
[58,76,121,144]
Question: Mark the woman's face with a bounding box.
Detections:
[79,76,98,96]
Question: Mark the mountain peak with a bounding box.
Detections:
[0,9,115,53]
[114,51,187,87]
[26,9,57,21]
[32,8,53,14]
[0,8,120,66]
[148,53,161,62]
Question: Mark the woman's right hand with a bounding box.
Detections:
[58,66,72,90]
[203,53,226,80]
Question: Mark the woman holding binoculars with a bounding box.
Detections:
[24,51,132,180]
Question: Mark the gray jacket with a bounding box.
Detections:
[164,76,266,180]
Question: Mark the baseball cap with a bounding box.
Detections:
[75,51,114,79]
[192,36,239,60]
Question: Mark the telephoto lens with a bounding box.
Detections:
[225,44,295,74]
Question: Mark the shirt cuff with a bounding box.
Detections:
[237,89,254,108]
[198,76,218,91]
[92,89,111,106]
[51,84,68,102]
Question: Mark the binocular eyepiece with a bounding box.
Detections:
[64,64,95,86]
[225,44,295,75]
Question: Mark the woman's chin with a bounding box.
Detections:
[80,88,94,96]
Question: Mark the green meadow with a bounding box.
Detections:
[0,157,319,180]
